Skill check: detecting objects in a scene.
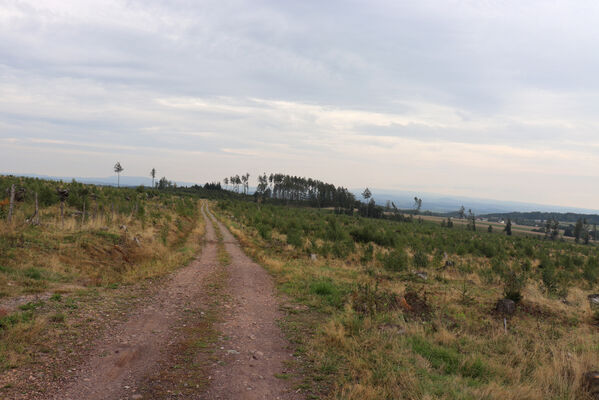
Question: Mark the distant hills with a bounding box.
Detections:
[358,188,599,215]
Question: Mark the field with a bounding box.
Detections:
[2,174,599,399]
[215,200,599,399]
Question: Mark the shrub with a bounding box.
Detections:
[256,223,272,240]
[286,229,303,248]
[502,268,527,303]
[412,250,428,268]
[382,249,409,272]
[351,282,401,315]
[583,257,599,285]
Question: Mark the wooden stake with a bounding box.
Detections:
[504,318,507,334]
[33,192,39,225]
[7,184,15,223]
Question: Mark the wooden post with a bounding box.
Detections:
[60,199,64,227]
[7,184,15,223]
[33,192,39,225]
[82,200,86,224]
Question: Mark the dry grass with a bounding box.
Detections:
[216,206,599,400]
[0,198,206,375]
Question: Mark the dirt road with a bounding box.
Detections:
[202,209,302,400]
[40,205,300,399]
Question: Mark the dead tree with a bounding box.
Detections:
[7,184,15,223]
[57,188,69,226]
[32,192,40,225]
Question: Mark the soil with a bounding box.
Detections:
[34,205,302,399]
[202,210,303,400]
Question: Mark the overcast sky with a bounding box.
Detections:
[2,0,599,208]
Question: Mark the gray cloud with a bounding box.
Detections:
[2,0,599,207]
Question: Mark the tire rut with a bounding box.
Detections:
[44,205,220,400]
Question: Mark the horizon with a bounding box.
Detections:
[3,2,599,209]
[5,171,599,215]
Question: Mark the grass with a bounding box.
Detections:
[215,200,599,400]
[0,182,208,379]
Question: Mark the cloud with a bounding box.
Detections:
[2,0,599,208]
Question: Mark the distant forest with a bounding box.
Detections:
[480,212,599,225]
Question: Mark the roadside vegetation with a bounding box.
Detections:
[0,175,206,382]
[216,200,599,399]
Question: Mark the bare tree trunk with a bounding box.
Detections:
[60,200,64,227]
[111,202,114,220]
[7,184,15,223]
[33,192,39,225]
[82,200,86,224]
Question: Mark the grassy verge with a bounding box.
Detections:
[215,201,599,400]
[0,198,206,395]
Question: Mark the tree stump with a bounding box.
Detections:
[583,371,599,398]
[496,299,516,315]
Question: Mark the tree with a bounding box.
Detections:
[241,173,250,195]
[458,205,466,219]
[256,173,268,195]
[551,219,560,240]
[413,197,422,215]
[114,162,124,188]
[504,218,512,236]
[223,177,229,190]
[467,209,476,231]
[487,224,493,233]
[574,218,583,243]
[362,188,372,202]
[150,168,156,188]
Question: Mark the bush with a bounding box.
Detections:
[382,249,409,272]
[286,229,303,248]
[502,268,527,303]
[412,250,428,268]
[351,283,401,315]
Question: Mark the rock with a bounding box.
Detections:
[496,299,516,315]
[310,253,317,261]
[414,271,428,280]
[252,351,264,359]
[227,349,240,355]
[583,371,599,397]
[120,225,128,232]
[588,294,599,308]
[444,260,455,268]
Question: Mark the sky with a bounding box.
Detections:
[2,0,599,208]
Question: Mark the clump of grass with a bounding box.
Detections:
[350,282,401,315]
[49,313,65,323]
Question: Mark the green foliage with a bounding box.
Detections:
[308,277,346,308]
[382,249,409,272]
[502,264,528,303]
[412,250,428,268]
